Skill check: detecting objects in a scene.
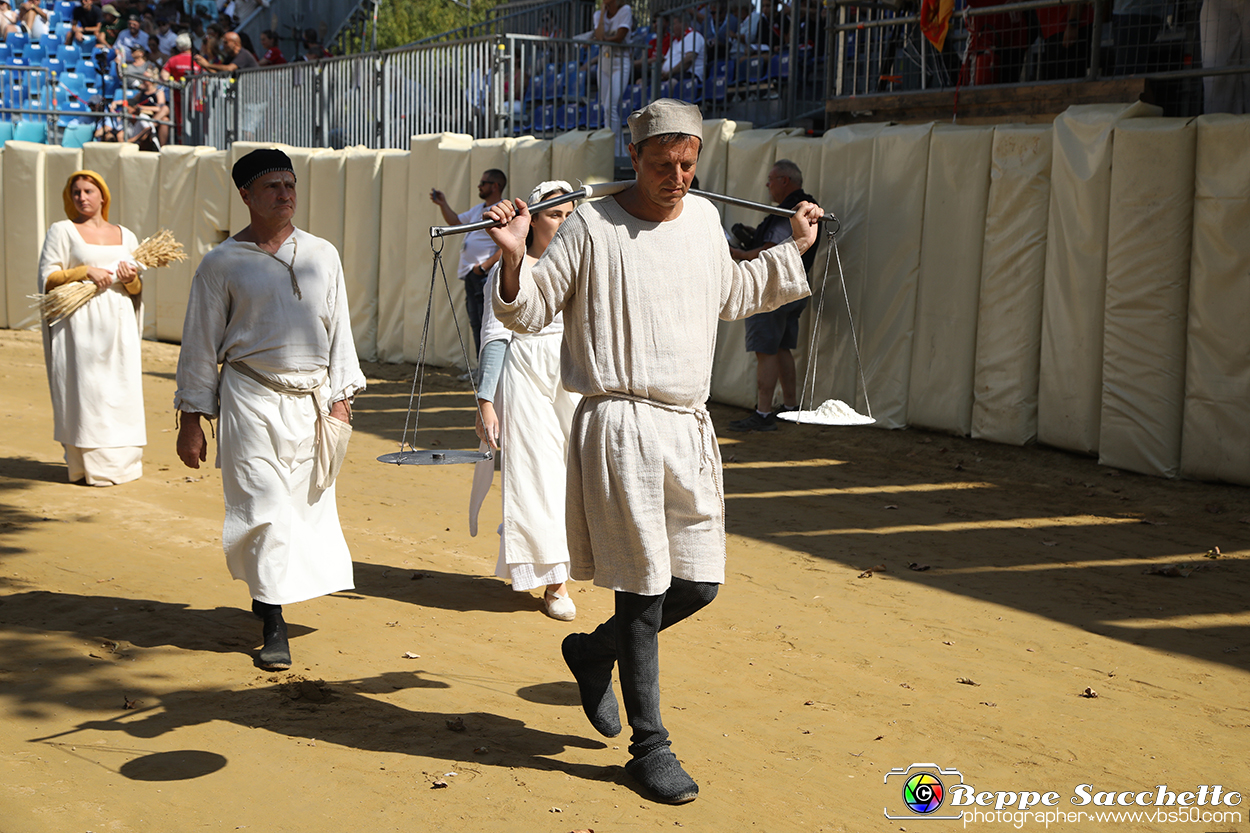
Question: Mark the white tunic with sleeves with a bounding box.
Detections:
[475,263,581,591]
[174,228,367,605]
[37,220,145,486]
[493,194,809,595]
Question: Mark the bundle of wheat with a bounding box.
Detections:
[32,229,188,324]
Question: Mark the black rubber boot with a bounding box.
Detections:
[252,599,291,670]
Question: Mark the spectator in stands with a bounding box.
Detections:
[1037,1,1093,80]
[155,17,178,55]
[727,159,819,432]
[1112,0,1167,75]
[298,27,330,61]
[1,0,21,37]
[117,66,169,148]
[162,32,196,80]
[18,0,49,38]
[586,0,633,155]
[195,31,257,72]
[237,30,257,60]
[258,29,285,65]
[148,34,169,65]
[155,0,182,26]
[1202,0,1248,114]
[99,4,124,48]
[658,11,706,84]
[115,14,147,70]
[90,94,122,141]
[202,22,224,62]
[69,0,103,44]
[729,0,767,61]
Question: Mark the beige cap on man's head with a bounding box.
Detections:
[627,98,703,146]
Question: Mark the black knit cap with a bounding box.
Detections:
[232,148,296,190]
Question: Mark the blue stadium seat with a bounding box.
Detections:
[61,43,81,64]
[60,121,94,148]
[10,56,29,67]
[677,77,701,102]
[744,55,769,83]
[0,120,14,145]
[771,52,789,79]
[80,35,96,52]
[7,32,30,54]
[624,80,643,110]
[0,44,11,63]
[14,120,47,143]
[556,103,581,131]
[56,95,87,126]
[47,56,64,75]
[25,43,47,65]
[56,0,73,18]
[586,99,603,129]
[41,34,58,54]
[707,73,727,102]
[532,103,556,132]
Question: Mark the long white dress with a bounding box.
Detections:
[174,229,366,605]
[494,194,809,596]
[37,220,145,486]
[474,264,581,591]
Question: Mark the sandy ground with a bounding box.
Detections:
[1,327,1248,833]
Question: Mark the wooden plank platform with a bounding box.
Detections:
[826,78,1154,125]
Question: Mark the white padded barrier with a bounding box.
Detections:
[118,150,161,339]
[908,125,994,435]
[857,122,933,430]
[803,123,887,413]
[3,142,47,329]
[971,125,1053,446]
[1037,102,1159,455]
[1180,115,1250,485]
[1098,118,1196,478]
[156,146,215,342]
[375,150,411,364]
[407,133,474,368]
[343,147,396,363]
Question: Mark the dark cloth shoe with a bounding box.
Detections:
[252,600,291,670]
[727,411,778,432]
[562,632,621,738]
[625,746,699,804]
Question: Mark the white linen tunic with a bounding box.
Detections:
[174,229,366,605]
[475,264,581,591]
[494,194,809,595]
[37,220,145,486]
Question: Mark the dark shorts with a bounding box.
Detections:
[744,297,808,354]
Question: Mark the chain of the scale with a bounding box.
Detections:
[398,241,443,453]
[798,227,872,420]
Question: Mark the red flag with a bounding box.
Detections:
[920,0,956,50]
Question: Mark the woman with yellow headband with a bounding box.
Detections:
[36,170,146,486]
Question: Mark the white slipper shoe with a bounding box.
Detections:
[544,590,576,621]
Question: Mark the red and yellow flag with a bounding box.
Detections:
[920,0,956,50]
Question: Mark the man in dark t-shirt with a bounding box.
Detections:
[69,0,103,44]
[194,31,258,71]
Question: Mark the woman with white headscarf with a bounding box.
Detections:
[470,181,581,620]
[37,170,145,485]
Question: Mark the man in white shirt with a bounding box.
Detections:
[429,169,507,357]
[659,12,706,82]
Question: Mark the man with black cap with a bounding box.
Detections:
[485,99,823,804]
[174,148,365,671]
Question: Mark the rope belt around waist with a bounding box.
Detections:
[589,391,717,473]
[228,360,328,416]
[227,360,348,491]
